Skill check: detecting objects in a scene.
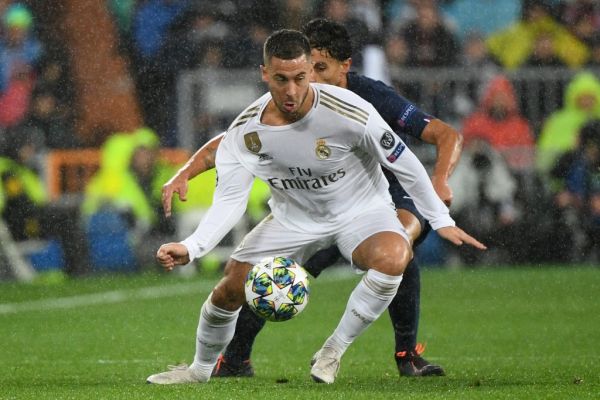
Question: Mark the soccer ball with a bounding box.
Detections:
[244,256,310,322]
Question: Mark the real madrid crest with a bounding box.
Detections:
[315,138,331,160]
[244,132,262,154]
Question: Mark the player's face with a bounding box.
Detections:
[262,54,313,120]
[310,48,351,88]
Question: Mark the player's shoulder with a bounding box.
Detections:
[314,83,374,126]
[347,72,399,101]
[347,71,386,90]
[315,82,373,109]
[227,92,270,133]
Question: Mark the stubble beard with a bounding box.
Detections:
[278,88,310,123]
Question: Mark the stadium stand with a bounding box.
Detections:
[45,147,190,200]
[4,0,600,281]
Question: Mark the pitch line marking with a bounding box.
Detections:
[0,267,356,315]
[0,281,214,315]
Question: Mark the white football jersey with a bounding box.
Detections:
[182,83,454,260]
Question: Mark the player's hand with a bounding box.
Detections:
[437,226,487,250]
[156,243,191,272]
[161,174,189,217]
[431,176,453,206]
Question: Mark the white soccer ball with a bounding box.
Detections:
[244,256,310,322]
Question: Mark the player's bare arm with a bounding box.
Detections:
[420,119,463,206]
[161,133,225,217]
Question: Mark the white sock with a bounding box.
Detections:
[324,269,403,355]
[189,294,241,381]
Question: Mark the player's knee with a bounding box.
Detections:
[357,234,412,276]
[211,259,252,310]
[374,249,411,276]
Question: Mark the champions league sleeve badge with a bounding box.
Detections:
[315,138,331,159]
[380,131,396,150]
[244,132,262,153]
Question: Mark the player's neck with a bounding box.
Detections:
[340,73,348,89]
[262,87,315,126]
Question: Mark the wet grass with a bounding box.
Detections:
[1,265,599,399]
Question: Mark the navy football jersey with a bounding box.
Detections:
[346,72,434,142]
[347,72,435,188]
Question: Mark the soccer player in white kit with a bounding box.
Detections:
[147,29,485,385]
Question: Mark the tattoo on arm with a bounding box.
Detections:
[181,133,224,180]
[201,147,217,170]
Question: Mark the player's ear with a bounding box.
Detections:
[261,65,269,83]
[341,58,352,73]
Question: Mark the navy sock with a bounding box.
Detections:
[388,258,421,354]
[223,303,266,364]
[304,245,342,277]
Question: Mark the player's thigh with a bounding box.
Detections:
[231,214,333,267]
[336,208,411,275]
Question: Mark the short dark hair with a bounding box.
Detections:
[302,18,352,61]
[263,29,311,65]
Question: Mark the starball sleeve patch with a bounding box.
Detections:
[380,131,396,150]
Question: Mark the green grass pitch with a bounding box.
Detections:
[1,266,598,399]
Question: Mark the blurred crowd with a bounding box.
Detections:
[1,0,600,279]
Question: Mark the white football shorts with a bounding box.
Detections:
[231,207,409,271]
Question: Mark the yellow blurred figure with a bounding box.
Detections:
[82,128,271,272]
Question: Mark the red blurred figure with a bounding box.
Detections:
[462,75,535,173]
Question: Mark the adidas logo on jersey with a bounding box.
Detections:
[258,153,273,164]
